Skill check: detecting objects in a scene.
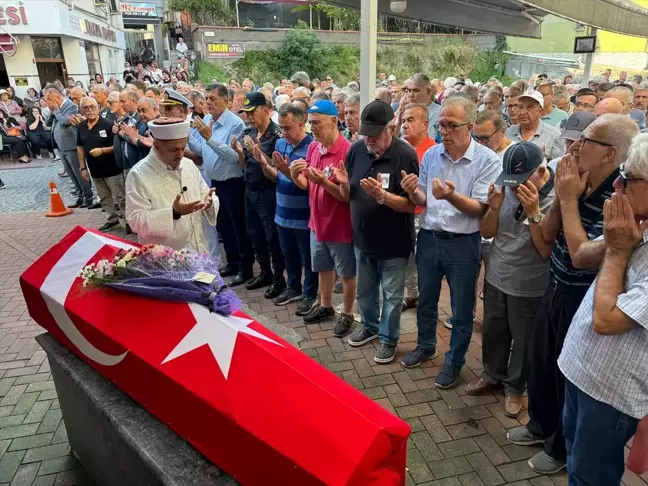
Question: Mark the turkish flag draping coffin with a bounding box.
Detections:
[20,226,410,485]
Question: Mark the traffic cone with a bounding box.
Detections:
[45,181,73,217]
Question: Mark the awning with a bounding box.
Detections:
[519,0,648,37]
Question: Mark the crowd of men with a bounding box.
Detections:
[15,68,648,485]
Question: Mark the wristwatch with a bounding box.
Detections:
[529,213,543,224]
[377,190,386,205]
[80,168,87,172]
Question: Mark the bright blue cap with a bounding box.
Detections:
[307,100,338,116]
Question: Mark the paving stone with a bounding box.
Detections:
[473,434,511,466]
[352,358,375,378]
[497,461,539,482]
[37,456,79,476]
[35,410,61,435]
[446,421,487,440]
[0,379,13,398]
[0,451,25,482]
[23,443,70,464]
[36,390,57,402]
[4,368,41,380]
[31,475,56,486]
[53,468,95,486]
[0,424,39,441]
[478,417,509,446]
[0,416,25,429]
[406,449,434,483]
[403,417,425,433]
[0,440,10,459]
[428,456,474,479]
[411,431,443,462]
[361,374,395,388]
[529,478,558,486]
[405,388,441,404]
[7,434,53,452]
[50,423,67,445]
[420,414,452,443]
[25,382,54,394]
[395,403,433,419]
[502,444,542,462]
[458,472,485,486]
[361,387,386,400]
[420,478,462,486]
[9,462,39,486]
[466,452,505,485]
[0,386,27,407]
[11,392,39,416]
[14,375,50,386]
[438,438,481,459]
[0,408,12,419]
[23,400,52,425]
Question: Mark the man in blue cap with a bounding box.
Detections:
[233,92,286,299]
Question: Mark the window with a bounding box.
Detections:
[32,37,64,59]
[85,42,102,78]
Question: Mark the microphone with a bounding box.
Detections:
[182,186,187,193]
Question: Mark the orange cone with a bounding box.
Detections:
[46,181,73,217]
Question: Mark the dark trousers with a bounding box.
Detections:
[61,149,93,205]
[563,380,638,486]
[526,283,589,461]
[481,281,542,395]
[277,225,317,297]
[244,185,285,283]
[26,129,52,154]
[416,230,481,368]
[212,177,254,275]
[2,135,26,159]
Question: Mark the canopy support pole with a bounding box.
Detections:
[581,26,597,86]
[359,0,378,111]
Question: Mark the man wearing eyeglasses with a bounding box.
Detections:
[505,89,564,162]
[399,97,500,388]
[572,89,597,114]
[558,132,648,485]
[507,114,639,475]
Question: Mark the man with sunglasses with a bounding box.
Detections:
[507,114,639,475]
[558,132,648,485]
[399,97,500,388]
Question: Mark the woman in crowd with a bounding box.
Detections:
[75,81,85,90]
[26,87,40,103]
[0,109,30,163]
[0,89,24,129]
[26,106,52,159]
[94,73,104,85]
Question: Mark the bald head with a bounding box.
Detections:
[595,98,624,116]
[70,87,85,106]
[605,87,633,115]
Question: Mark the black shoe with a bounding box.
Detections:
[264,281,286,300]
[98,221,120,232]
[219,265,238,278]
[88,202,102,210]
[295,295,317,316]
[246,271,273,290]
[273,287,301,306]
[333,313,354,337]
[229,272,252,287]
[68,201,83,208]
[80,201,92,209]
[302,305,335,324]
[0,181,6,189]
[125,224,133,235]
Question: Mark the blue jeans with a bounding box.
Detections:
[563,379,638,486]
[277,225,318,297]
[355,248,407,345]
[416,230,480,368]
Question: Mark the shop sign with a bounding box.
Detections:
[70,14,117,43]
[207,42,245,59]
[0,5,27,25]
[119,2,157,17]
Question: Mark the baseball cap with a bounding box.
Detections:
[561,112,596,140]
[307,99,338,117]
[359,100,394,137]
[495,142,544,187]
[518,88,544,107]
[239,92,267,112]
[387,75,396,82]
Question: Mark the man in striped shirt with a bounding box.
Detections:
[506,114,639,474]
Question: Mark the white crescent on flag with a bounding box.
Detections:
[40,232,135,366]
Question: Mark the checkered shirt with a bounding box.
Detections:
[558,233,648,419]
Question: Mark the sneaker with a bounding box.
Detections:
[401,346,437,368]
[435,365,460,389]
[507,426,545,446]
[295,295,317,316]
[302,305,335,324]
[35,154,43,160]
[347,327,378,347]
[528,451,566,474]
[374,343,397,364]
[444,316,477,329]
[333,313,354,337]
[98,221,120,232]
[0,181,5,189]
[273,287,301,306]
[401,296,418,312]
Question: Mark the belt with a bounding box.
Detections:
[423,229,478,239]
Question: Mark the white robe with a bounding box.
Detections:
[125,149,218,254]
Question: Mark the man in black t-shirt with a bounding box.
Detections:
[338,101,419,364]
[77,97,125,232]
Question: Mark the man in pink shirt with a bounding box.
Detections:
[290,100,356,337]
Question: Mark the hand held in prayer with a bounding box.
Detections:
[252,142,267,166]
[89,148,103,157]
[432,178,456,200]
[487,183,505,210]
[194,116,212,141]
[139,133,153,148]
[289,159,307,180]
[556,155,588,202]
[173,194,206,216]
[333,164,349,185]
[517,181,540,216]
[243,134,256,152]
[603,192,648,252]
[112,122,119,134]
[231,136,243,155]
[307,167,327,185]
[360,174,384,200]
[400,170,419,195]
[203,188,216,210]
[272,151,290,173]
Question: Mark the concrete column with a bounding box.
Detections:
[359,0,377,112]
[61,37,90,88]
[153,23,165,63]
[581,27,597,86]
[4,35,40,97]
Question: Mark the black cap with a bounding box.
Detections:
[359,100,394,137]
[561,112,596,140]
[239,91,267,113]
[495,142,544,187]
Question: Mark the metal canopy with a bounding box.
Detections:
[326,0,546,38]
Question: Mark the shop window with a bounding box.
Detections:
[32,37,64,59]
[85,42,102,78]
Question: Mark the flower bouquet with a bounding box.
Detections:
[79,244,240,316]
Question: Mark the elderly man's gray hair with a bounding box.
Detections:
[637,81,648,91]
[140,97,157,109]
[80,96,97,108]
[441,96,477,123]
[92,84,109,95]
[292,86,310,99]
[625,132,648,180]
[587,113,639,163]
[291,71,311,88]
[345,92,361,106]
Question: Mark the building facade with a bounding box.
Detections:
[0,0,126,97]
[120,0,165,67]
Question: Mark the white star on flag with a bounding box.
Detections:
[162,303,282,379]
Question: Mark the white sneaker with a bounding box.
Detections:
[35,154,43,160]
[444,316,477,329]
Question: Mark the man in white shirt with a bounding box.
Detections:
[176,35,188,56]
[126,118,218,254]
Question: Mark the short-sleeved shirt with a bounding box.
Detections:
[307,135,353,244]
[486,171,555,298]
[541,107,569,128]
[346,137,419,260]
[558,232,648,419]
[550,169,618,292]
[506,122,565,162]
[419,139,501,234]
[76,117,122,179]
[242,120,282,190]
[274,135,313,230]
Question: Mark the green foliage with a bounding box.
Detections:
[470,49,511,83]
[198,61,228,85]
[168,0,235,26]
[319,5,360,31]
[295,19,310,30]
